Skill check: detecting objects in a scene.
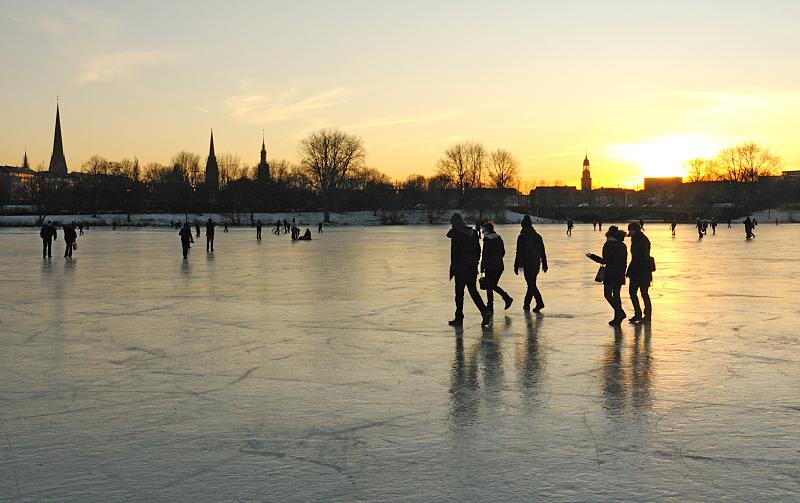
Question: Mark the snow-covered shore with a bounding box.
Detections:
[0,209,556,227]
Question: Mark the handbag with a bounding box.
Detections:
[649,256,656,272]
[478,274,488,290]
[594,266,605,283]
[72,242,78,250]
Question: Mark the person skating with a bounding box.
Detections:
[626,222,653,323]
[670,218,677,237]
[514,214,548,312]
[205,218,216,252]
[447,213,491,327]
[744,216,755,239]
[587,226,628,325]
[40,221,57,257]
[179,223,194,259]
[63,222,78,258]
[566,219,574,236]
[480,222,513,313]
[256,219,262,240]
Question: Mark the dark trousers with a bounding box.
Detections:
[42,239,52,257]
[629,281,651,317]
[604,283,624,318]
[64,240,74,258]
[523,267,544,308]
[454,272,486,320]
[207,235,214,252]
[182,241,190,258]
[484,269,510,311]
[256,228,262,239]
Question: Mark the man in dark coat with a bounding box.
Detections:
[587,226,628,325]
[448,213,491,327]
[481,222,513,312]
[40,222,57,257]
[626,221,652,323]
[205,218,216,252]
[514,215,548,312]
[179,223,194,259]
[744,217,755,239]
[62,222,77,258]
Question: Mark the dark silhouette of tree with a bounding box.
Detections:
[716,142,781,183]
[437,141,486,193]
[487,149,519,189]
[299,128,366,222]
[685,157,717,182]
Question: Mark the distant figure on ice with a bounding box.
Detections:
[283,219,289,233]
[566,219,574,236]
[598,219,603,231]
[670,218,677,236]
[297,228,312,240]
[696,218,704,239]
[256,219,262,240]
[514,214,548,312]
[205,218,216,252]
[40,221,57,257]
[744,217,755,239]
[593,219,597,231]
[702,220,708,234]
[274,220,281,235]
[727,218,732,228]
[112,221,117,230]
[63,222,78,259]
[179,223,194,259]
[223,223,229,232]
[318,222,323,233]
[78,223,84,236]
[195,223,201,237]
[626,222,652,323]
[447,213,491,327]
[711,217,717,235]
[587,226,628,325]
[480,222,513,312]
[290,222,300,240]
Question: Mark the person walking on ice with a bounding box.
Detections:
[587,226,628,325]
[514,215,548,312]
[447,213,491,327]
[626,221,653,323]
[179,223,194,259]
[480,222,513,313]
[40,221,57,258]
[205,218,216,252]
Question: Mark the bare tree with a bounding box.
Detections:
[716,142,781,183]
[299,128,366,222]
[436,141,486,192]
[487,149,519,189]
[172,151,201,188]
[685,158,717,182]
[217,154,243,186]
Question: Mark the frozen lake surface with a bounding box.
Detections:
[0,223,798,502]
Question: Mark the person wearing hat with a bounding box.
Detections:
[587,226,628,325]
[626,221,652,323]
[447,213,491,327]
[480,221,513,312]
[514,214,548,312]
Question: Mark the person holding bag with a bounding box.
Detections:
[480,222,513,313]
[626,221,653,323]
[587,226,628,325]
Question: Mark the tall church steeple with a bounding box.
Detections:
[256,131,270,183]
[205,129,219,193]
[581,152,592,192]
[48,101,68,176]
[22,149,29,170]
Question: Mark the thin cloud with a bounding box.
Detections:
[224,87,351,124]
[344,114,455,130]
[2,7,116,39]
[78,50,169,83]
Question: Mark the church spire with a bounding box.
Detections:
[257,131,270,183]
[22,149,29,170]
[48,100,68,176]
[205,128,219,194]
[209,128,216,159]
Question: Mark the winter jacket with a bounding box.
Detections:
[448,224,481,277]
[179,227,193,244]
[481,232,505,273]
[627,232,652,285]
[514,227,547,271]
[598,238,627,286]
[63,225,77,243]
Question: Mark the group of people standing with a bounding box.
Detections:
[39,221,78,258]
[447,213,548,327]
[447,214,655,328]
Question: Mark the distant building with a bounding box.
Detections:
[644,177,683,192]
[256,134,270,183]
[782,170,800,180]
[531,186,580,207]
[48,103,68,176]
[581,154,592,192]
[205,129,219,193]
[591,188,637,207]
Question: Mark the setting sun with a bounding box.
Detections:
[607,135,726,184]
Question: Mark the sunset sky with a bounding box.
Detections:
[1,0,798,188]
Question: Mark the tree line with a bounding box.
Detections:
[684,142,782,183]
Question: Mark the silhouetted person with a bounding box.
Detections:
[63,222,78,258]
[274,220,281,235]
[223,223,229,232]
[587,226,628,325]
[727,218,732,228]
[205,218,216,252]
[318,222,323,233]
[40,222,57,257]
[593,220,597,231]
[179,223,194,259]
[702,220,708,234]
[480,222,513,313]
[670,218,677,236]
[744,217,755,239]
[297,228,312,240]
[514,214,548,312]
[195,223,201,237]
[290,222,300,240]
[566,219,574,236]
[256,219,262,240]
[78,223,84,236]
[598,219,603,231]
[711,217,717,235]
[283,219,289,233]
[447,213,491,327]
[626,222,652,323]
[112,221,117,230]
[696,218,704,239]
[753,218,758,227]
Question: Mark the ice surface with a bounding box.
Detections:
[0,223,798,502]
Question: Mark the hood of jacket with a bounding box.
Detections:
[484,231,500,240]
[447,224,475,239]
